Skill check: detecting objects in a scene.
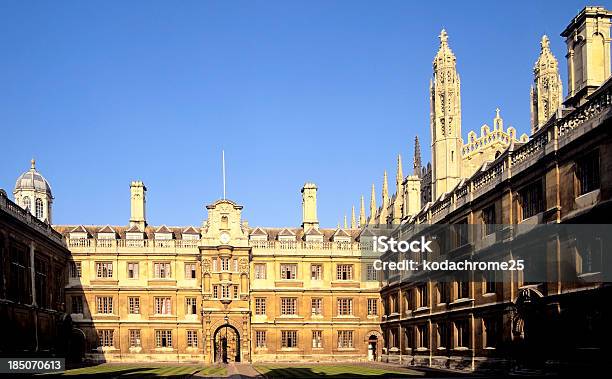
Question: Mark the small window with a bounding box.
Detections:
[418,283,428,308]
[417,324,429,349]
[254,263,267,279]
[35,198,43,219]
[310,264,322,280]
[366,264,378,281]
[312,330,323,348]
[154,262,171,278]
[96,296,113,314]
[281,330,297,348]
[576,150,600,196]
[281,298,297,315]
[483,318,498,348]
[437,322,450,349]
[484,270,496,294]
[255,298,266,315]
[280,264,297,280]
[455,320,470,348]
[127,262,139,279]
[70,261,82,278]
[185,297,197,315]
[129,329,141,347]
[128,297,140,314]
[311,298,322,315]
[23,197,31,211]
[155,330,172,348]
[337,298,353,316]
[154,297,172,315]
[71,296,83,314]
[456,274,470,300]
[338,330,353,348]
[187,330,198,347]
[98,330,114,347]
[519,181,544,220]
[185,263,197,279]
[438,282,450,304]
[482,205,496,235]
[96,262,113,278]
[256,330,267,348]
[336,264,353,280]
[367,298,378,316]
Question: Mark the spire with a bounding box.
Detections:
[434,28,456,67]
[351,205,357,229]
[359,196,366,227]
[413,136,422,177]
[344,215,348,229]
[396,154,403,189]
[369,184,377,224]
[382,171,389,201]
[531,34,562,133]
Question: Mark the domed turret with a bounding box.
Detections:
[13,159,54,223]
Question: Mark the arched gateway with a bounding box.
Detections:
[214,324,241,363]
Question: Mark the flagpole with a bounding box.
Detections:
[222,150,226,200]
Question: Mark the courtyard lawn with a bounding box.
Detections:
[38,363,226,378]
[254,364,426,378]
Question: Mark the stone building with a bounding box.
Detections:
[50,180,381,363]
[0,163,71,357]
[362,5,612,372]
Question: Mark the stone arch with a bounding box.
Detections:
[213,323,241,363]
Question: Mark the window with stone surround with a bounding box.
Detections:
[454,320,470,348]
[256,330,266,348]
[154,262,171,278]
[96,296,113,314]
[98,329,114,347]
[69,261,81,278]
[128,297,140,314]
[95,262,113,278]
[155,330,172,348]
[281,330,297,348]
[254,263,267,279]
[311,298,322,315]
[310,264,322,280]
[336,264,353,280]
[312,330,322,348]
[154,297,172,315]
[255,298,266,315]
[129,329,141,347]
[519,181,544,220]
[576,150,600,196]
[280,263,297,280]
[71,296,83,314]
[185,263,196,279]
[127,262,139,279]
[338,330,353,348]
[337,298,353,316]
[187,330,198,347]
[281,297,297,315]
[367,298,378,316]
[185,297,197,314]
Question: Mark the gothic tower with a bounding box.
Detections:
[430,29,463,200]
[531,35,563,134]
[301,182,319,230]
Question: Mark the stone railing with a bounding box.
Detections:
[410,79,612,225]
[66,238,200,253]
[250,240,369,253]
[0,191,65,246]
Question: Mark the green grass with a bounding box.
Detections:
[37,363,225,378]
[254,364,426,378]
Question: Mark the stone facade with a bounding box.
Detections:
[365,5,612,373]
[0,189,71,357]
[52,183,381,363]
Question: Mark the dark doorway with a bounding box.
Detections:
[214,324,240,363]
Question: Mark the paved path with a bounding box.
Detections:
[196,362,264,379]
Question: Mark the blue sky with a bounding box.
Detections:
[0,0,591,228]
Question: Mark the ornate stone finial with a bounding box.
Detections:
[396,154,403,188]
[344,215,348,229]
[439,29,448,44]
[351,205,356,229]
[369,184,377,224]
[30,158,36,170]
[495,108,500,118]
[540,35,550,51]
[382,171,389,200]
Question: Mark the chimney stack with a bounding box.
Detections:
[129,181,147,229]
[301,182,319,230]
